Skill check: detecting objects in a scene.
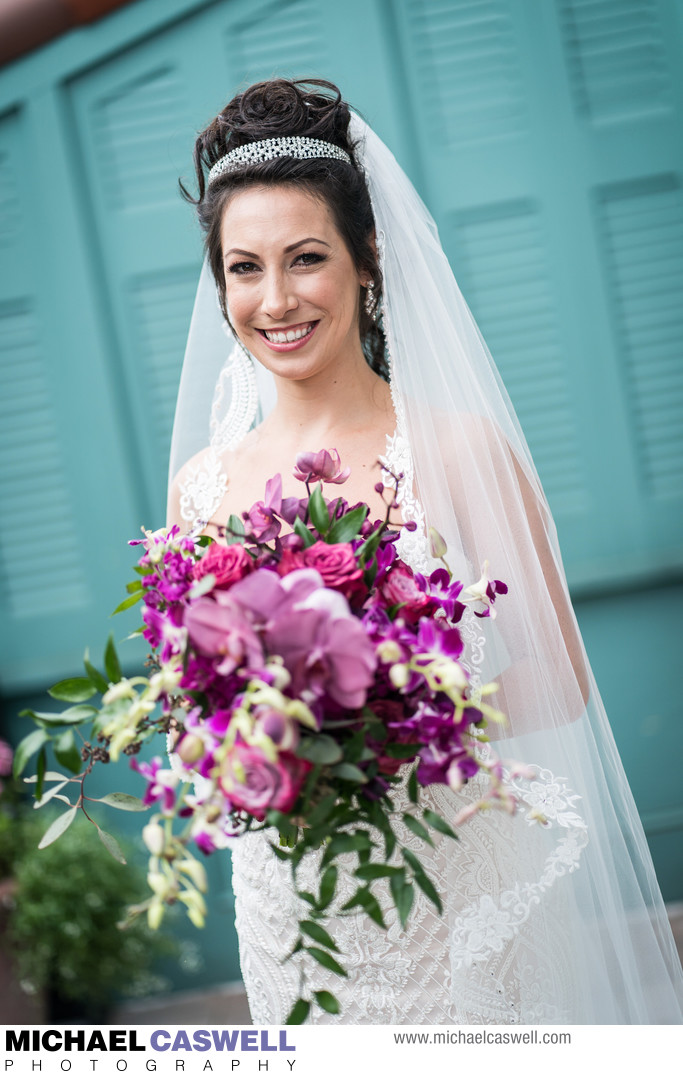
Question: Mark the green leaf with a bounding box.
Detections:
[34,780,70,808]
[390,874,414,929]
[13,729,49,778]
[285,999,310,1025]
[306,946,347,977]
[314,990,340,1015]
[104,634,121,684]
[384,743,421,759]
[296,890,318,909]
[225,514,246,545]
[342,730,366,765]
[24,771,66,784]
[384,827,397,860]
[294,517,316,549]
[329,762,367,784]
[327,505,368,544]
[324,832,372,861]
[412,870,442,913]
[35,746,46,801]
[84,650,109,693]
[112,591,144,615]
[97,827,127,864]
[318,865,338,910]
[423,808,459,840]
[402,813,434,846]
[341,886,386,928]
[126,579,144,594]
[48,677,97,703]
[96,792,149,812]
[54,729,82,774]
[296,735,343,766]
[267,842,292,863]
[21,706,97,727]
[266,810,298,843]
[354,863,402,881]
[306,793,338,829]
[403,849,442,913]
[299,920,340,951]
[308,484,330,534]
[38,806,78,849]
[407,766,419,806]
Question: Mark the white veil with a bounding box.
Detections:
[168,114,683,1023]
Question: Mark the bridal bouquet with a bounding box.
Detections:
[16,450,516,1023]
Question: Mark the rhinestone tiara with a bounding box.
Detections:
[208,136,352,186]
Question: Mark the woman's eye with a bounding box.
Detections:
[228,261,259,275]
[294,252,326,267]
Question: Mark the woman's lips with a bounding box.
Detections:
[257,321,318,352]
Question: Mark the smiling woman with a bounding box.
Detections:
[165,78,683,1024]
[220,188,368,378]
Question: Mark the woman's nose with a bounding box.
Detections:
[261,270,297,320]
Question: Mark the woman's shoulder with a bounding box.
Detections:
[167,429,265,532]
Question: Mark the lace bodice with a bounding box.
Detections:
[177,426,588,1025]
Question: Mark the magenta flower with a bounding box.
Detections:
[280,541,364,603]
[416,568,466,623]
[244,474,283,542]
[130,756,178,813]
[193,542,253,589]
[266,589,377,709]
[379,562,438,624]
[184,592,264,676]
[293,449,350,485]
[0,739,13,777]
[219,744,311,821]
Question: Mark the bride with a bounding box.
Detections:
[167,78,683,1024]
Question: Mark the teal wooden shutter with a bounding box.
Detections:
[391,0,683,590]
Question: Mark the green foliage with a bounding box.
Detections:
[5,811,175,1010]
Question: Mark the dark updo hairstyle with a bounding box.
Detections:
[181,78,387,379]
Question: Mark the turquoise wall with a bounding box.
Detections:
[1,0,682,992]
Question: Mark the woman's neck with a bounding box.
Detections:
[263,353,393,443]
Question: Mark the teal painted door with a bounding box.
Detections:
[1,0,682,991]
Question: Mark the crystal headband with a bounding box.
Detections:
[208,136,352,186]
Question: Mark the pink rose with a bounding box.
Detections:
[302,541,364,602]
[219,744,311,821]
[276,548,308,577]
[193,543,253,589]
[379,564,437,624]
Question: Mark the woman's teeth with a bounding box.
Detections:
[264,323,313,343]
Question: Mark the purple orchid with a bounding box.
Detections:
[184,591,265,676]
[244,474,283,542]
[416,568,466,623]
[293,449,351,485]
[130,756,178,814]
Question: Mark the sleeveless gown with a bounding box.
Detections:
[177,429,592,1024]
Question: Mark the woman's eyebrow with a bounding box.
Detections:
[225,248,259,259]
[224,237,331,260]
[284,237,330,252]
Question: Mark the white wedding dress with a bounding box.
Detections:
[177,428,592,1025]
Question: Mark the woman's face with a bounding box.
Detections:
[220,185,367,382]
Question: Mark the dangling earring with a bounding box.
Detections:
[364,280,377,321]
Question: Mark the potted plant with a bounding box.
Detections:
[0,739,176,1023]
